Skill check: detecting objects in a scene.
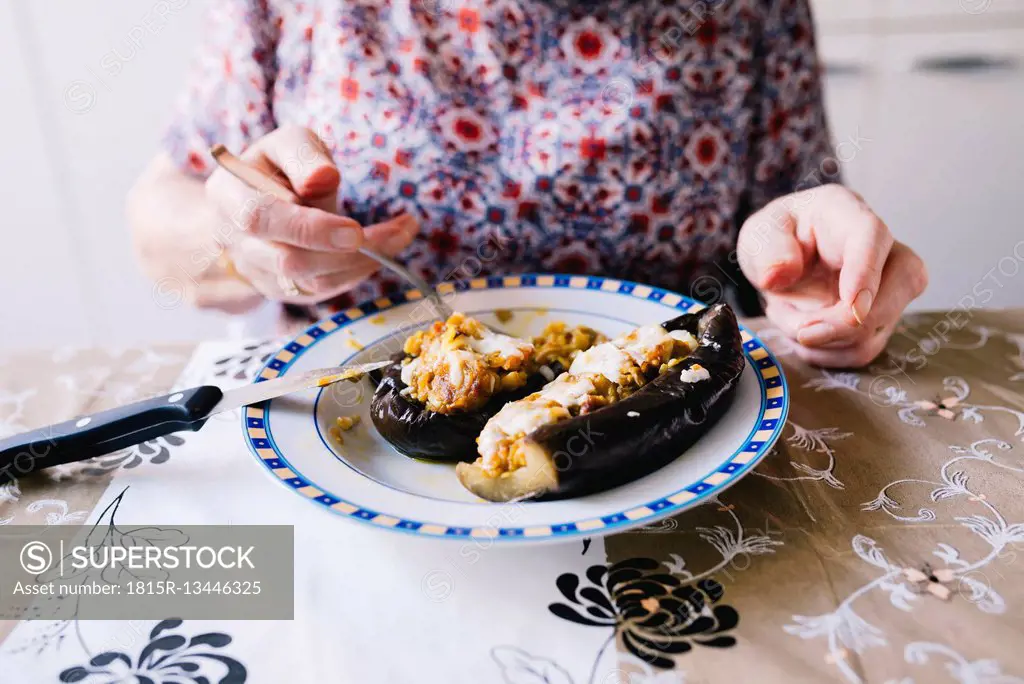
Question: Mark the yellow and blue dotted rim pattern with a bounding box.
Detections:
[243,274,789,541]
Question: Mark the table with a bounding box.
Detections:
[1,310,1023,683]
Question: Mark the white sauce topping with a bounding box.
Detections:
[570,324,690,382]
[403,325,531,393]
[445,349,477,387]
[400,358,419,386]
[484,403,556,443]
[478,375,592,462]
[618,324,675,365]
[478,402,562,464]
[467,330,533,361]
[538,374,596,406]
[669,329,699,349]
[569,343,632,384]
[678,365,711,383]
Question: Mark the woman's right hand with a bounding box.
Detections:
[205,125,419,304]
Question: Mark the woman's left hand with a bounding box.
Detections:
[737,184,928,368]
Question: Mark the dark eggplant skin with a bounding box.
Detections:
[456,303,746,502]
[369,353,563,463]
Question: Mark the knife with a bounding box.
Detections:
[0,359,392,483]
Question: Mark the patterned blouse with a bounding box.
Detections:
[165,0,835,313]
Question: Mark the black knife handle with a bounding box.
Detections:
[0,386,223,482]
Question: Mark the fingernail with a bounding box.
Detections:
[852,289,873,326]
[798,322,836,347]
[380,229,415,255]
[332,227,361,249]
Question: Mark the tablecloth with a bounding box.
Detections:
[1,309,1023,684]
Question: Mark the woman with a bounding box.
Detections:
[128,0,927,367]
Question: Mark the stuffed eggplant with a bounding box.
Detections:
[456,303,745,502]
[370,313,604,462]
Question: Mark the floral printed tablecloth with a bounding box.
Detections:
[1,309,1023,684]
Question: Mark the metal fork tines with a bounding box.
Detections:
[356,247,451,321]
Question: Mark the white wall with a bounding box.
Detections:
[815,0,1024,312]
[0,0,226,350]
[1,0,1022,351]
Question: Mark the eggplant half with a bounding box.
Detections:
[370,354,559,462]
[370,317,602,463]
[455,303,745,502]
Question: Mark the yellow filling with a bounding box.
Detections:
[329,414,361,445]
[400,314,599,414]
[533,321,606,368]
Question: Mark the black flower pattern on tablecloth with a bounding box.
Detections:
[59,619,246,683]
[23,488,189,625]
[81,435,185,475]
[549,557,739,669]
[210,340,283,382]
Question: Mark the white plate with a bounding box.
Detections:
[243,275,788,543]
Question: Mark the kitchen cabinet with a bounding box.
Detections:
[14,0,230,348]
[0,0,91,347]
[814,2,1024,310]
